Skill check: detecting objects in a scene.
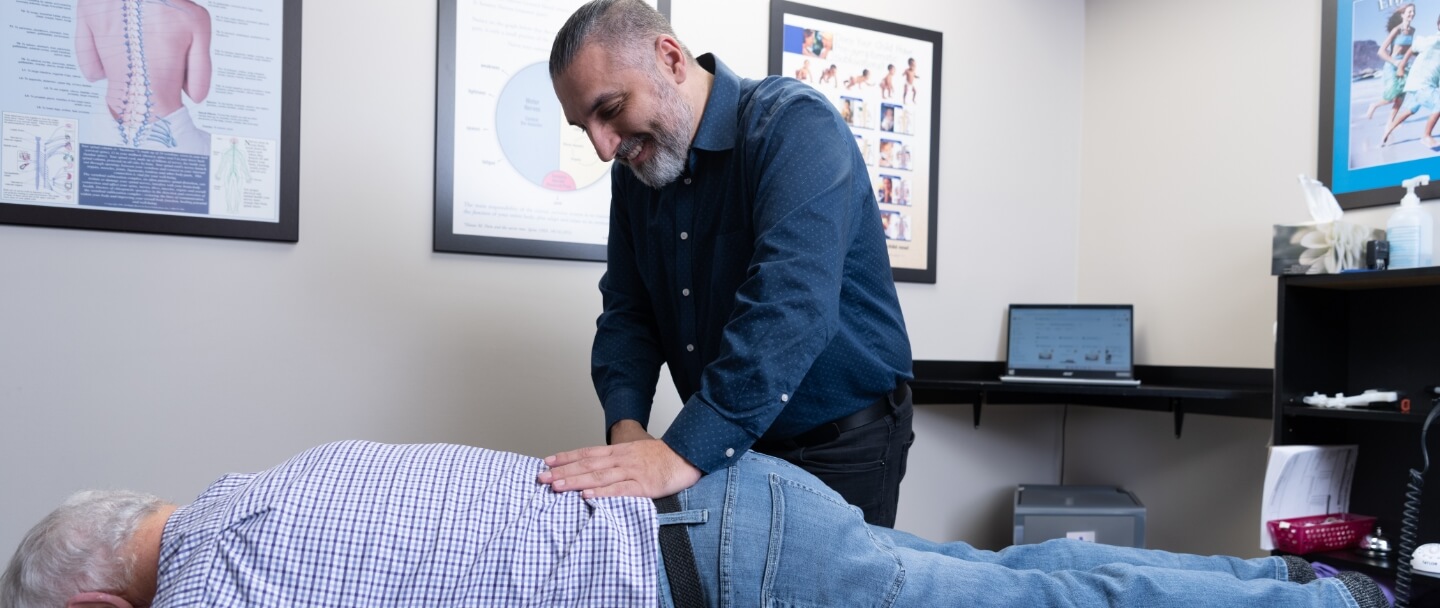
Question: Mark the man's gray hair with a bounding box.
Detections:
[549,0,690,79]
[1,490,167,608]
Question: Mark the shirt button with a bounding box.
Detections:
[781,393,789,402]
[725,448,735,457]
[684,178,693,185]
[686,344,695,352]
[682,288,691,296]
[680,231,689,240]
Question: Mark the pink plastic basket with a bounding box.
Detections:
[1267,514,1376,554]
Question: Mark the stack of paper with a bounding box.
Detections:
[1259,444,1359,550]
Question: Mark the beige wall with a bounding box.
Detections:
[1076,0,1440,556]
[1082,0,1314,369]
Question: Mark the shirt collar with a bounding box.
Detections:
[691,53,739,152]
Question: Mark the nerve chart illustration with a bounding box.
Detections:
[440,0,665,256]
[495,62,609,192]
[1,113,78,205]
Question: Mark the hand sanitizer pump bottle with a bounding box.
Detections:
[1387,175,1433,269]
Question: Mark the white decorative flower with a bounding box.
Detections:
[1292,222,1370,274]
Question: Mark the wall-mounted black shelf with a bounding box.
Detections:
[911,360,1272,437]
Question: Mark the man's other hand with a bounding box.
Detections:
[537,439,702,499]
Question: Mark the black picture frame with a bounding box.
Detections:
[768,0,941,284]
[434,0,670,262]
[1319,0,1440,210]
[0,0,302,242]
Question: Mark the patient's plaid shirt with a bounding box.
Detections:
[151,441,659,607]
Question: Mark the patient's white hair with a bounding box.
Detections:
[0,490,166,608]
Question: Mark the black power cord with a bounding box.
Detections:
[1395,396,1440,608]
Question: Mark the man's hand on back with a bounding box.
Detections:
[538,435,702,499]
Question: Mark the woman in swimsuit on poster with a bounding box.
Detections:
[1366,3,1417,125]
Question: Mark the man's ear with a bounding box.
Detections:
[655,35,688,84]
[67,592,134,608]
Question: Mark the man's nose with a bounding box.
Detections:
[588,127,621,162]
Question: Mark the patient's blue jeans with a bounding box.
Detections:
[658,452,1366,607]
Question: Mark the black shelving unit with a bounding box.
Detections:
[1275,267,1440,601]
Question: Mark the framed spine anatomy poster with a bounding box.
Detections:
[0,0,302,241]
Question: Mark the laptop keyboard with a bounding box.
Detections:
[999,375,1141,387]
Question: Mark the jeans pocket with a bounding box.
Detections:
[760,473,904,607]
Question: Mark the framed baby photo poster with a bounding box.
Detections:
[1321,0,1440,209]
[769,0,942,284]
[0,0,302,241]
[434,0,671,262]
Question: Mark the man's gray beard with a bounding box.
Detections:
[624,76,693,189]
[627,137,686,188]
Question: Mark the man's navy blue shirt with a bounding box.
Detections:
[593,54,912,474]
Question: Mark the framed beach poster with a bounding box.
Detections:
[0,0,302,241]
[1321,0,1440,209]
[434,0,670,262]
[769,0,942,283]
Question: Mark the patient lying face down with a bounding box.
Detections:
[1,441,1394,607]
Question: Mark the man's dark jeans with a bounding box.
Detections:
[751,385,915,527]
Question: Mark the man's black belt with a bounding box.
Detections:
[655,494,705,608]
[758,383,909,449]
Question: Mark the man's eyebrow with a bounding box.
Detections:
[587,92,625,117]
[567,91,625,128]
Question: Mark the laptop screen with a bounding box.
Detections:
[1005,305,1135,380]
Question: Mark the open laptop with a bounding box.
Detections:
[999,304,1141,386]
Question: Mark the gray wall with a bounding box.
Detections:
[6,0,1400,563]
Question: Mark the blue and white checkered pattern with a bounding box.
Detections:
[152,441,658,607]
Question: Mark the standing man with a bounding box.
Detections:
[539,0,914,527]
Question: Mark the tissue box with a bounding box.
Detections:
[1272,222,1385,275]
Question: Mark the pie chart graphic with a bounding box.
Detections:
[495,62,611,191]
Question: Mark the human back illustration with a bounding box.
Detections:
[73,0,213,155]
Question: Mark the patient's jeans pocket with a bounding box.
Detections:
[761,473,903,607]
